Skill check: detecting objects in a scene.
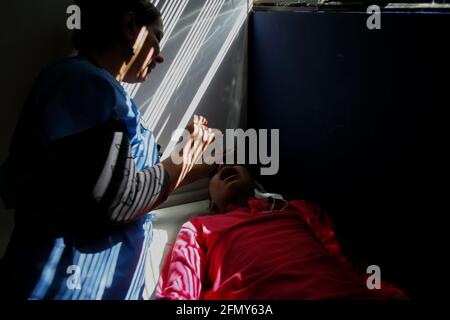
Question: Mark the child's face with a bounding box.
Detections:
[208,165,254,212]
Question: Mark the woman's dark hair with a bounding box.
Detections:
[72,0,161,52]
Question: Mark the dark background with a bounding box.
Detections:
[248,9,450,299]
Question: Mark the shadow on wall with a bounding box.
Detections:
[0,0,74,258]
[133,0,249,205]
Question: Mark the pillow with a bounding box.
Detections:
[143,200,210,299]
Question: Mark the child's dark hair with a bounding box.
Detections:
[72,0,161,52]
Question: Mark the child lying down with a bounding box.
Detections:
[155,165,407,300]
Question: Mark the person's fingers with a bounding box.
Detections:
[200,127,213,148]
[194,115,208,126]
[186,122,195,134]
[202,126,209,143]
[186,125,200,153]
[191,125,204,161]
[193,123,201,147]
[183,121,219,167]
[198,127,210,155]
[197,126,213,162]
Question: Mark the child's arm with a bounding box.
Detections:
[155,220,206,300]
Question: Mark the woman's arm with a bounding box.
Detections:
[49,117,216,224]
[161,117,218,191]
[49,118,171,224]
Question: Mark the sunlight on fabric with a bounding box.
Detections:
[162,4,249,158]
[125,218,154,300]
[63,242,122,300]
[143,228,169,299]
[143,0,225,129]
[28,239,124,300]
[29,238,65,300]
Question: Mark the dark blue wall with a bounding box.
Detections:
[249,10,450,298]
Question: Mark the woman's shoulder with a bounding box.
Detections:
[39,56,119,89]
[37,57,128,142]
[43,56,99,74]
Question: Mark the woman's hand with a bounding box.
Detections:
[179,116,216,183]
[162,115,218,191]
